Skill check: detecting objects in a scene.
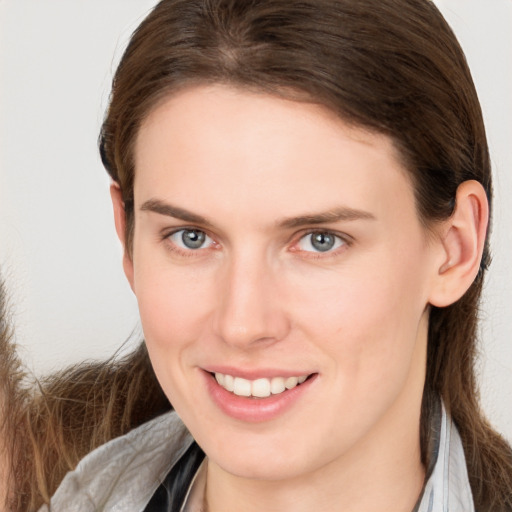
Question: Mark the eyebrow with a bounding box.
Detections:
[140,198,375,229]
[140,199,214,227]
[277,207,375,229]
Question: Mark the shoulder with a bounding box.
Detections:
[39,410,194,512]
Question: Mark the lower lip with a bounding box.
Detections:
[203,371,317,423]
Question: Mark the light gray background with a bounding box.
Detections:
[1,1,511,440]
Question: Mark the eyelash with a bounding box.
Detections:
[291,230,350,259]
[161,227,351,259]
[162,228,218,257]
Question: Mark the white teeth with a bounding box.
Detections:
[224,374,234,392]
[270,377,285,394]
[214,372,309,397]
[252,378,271,398]
[285,376,298,389]
[233,377,251,397]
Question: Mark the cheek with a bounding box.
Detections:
[133,256,214,354]
[290,248,429,382]
[133,260,217,408]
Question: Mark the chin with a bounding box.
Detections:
[201,429,328,482]
[214,453,308,482]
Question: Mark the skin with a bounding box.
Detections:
[111,84,488,512]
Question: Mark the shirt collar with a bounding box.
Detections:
[415,401,474,511]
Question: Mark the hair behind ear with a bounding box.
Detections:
[110,182,135,288]
[425,286,512,510]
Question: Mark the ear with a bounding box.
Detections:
[110,183,135,291]
[428,180,489,307]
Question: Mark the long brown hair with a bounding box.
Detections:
[2,338,170,510]
[10,0,512,510]
[0,277,22,509]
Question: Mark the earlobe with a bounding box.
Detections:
[428,180,489,307]
[110,183,135,291]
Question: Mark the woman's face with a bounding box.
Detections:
[125,85,441,481]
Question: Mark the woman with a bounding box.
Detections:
[5,0,512,510]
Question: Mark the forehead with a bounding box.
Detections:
[133,84,416,227]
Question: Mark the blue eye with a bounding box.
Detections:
[168,229,213,250]
[297,232,345,253]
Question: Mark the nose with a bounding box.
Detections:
[212,252,290,349]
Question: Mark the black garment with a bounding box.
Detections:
[144,442,205,512]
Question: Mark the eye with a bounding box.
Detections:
[168,229,214,250]
[297,231,346,253]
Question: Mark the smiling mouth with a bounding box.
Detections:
[212,372,313,398]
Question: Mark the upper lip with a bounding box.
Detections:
[202,366,315,380]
